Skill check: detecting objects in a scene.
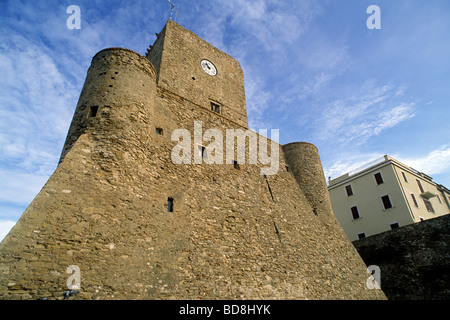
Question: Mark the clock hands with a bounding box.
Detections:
[202,61,211,69]
[201,59,216,76]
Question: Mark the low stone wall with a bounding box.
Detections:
[353,214,450,299]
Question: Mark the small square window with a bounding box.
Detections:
[389,223,400,230]
[374,172,384,185]
[381,195,393,210]
[211,102,221,113]
[357,232,366,240]
[345,185,353,196]
[351,206,360,220]
[156,127,163,135]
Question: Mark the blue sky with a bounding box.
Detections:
[1,0,449,240]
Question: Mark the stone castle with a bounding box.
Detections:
[0,20,386,299]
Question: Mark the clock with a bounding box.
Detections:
[200,59,217,76]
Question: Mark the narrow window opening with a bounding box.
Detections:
[357,232,366,240]
[345,185,353,196]
[401,172,408,182]
[285,166,290,172]
[381,195,393,210]
[351,206,360,220]
[167,197,174,212]
[192,77,196,80]
[416,179,424,193]
[265,179,274,201]
[410,193,419,207]
[374,172,384,185]
[423,199,434,213]
[156,127,163,135]
[89,106,99,118]
[232,160,240,170]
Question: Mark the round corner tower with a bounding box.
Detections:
[59,48,157,163]
[282,142,334,217]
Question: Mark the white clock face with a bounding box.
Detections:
[200,59,217,76]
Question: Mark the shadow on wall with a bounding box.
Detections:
[353,214,450,300]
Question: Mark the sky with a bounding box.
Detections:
[0,0,449,241]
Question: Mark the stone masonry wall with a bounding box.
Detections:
[0,44,386,299]
[353,214,450,299]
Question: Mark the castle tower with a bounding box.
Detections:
[59,48,157,163]
[283,142,334,218]
[0,20,386,300]
[146,21,248,128]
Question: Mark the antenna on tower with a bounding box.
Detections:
[168,0,178,21]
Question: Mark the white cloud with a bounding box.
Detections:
[194,0,322,60]
[373,103,415,134]
[228,0,315,50]
[394,145,450,176]
[315,83,415,145]
[323,152,384,183]
[0,29,79,178]
[342,102,415,144]
[324,145,450,187]
[0,220,16,243]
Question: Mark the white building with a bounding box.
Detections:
[328,155,450,241]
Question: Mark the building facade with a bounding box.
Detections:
[328,155,450,241]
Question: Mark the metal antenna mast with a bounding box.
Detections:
[168,0,177,20]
